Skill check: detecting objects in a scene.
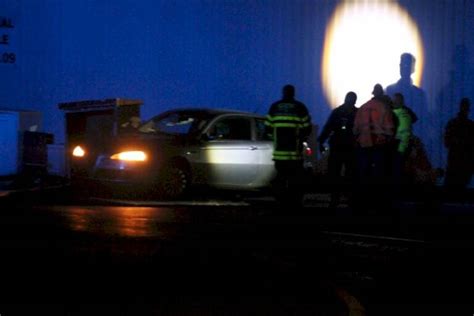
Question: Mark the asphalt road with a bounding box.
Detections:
[1,188,474,315]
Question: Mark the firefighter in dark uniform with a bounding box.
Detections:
[265,84,312,206]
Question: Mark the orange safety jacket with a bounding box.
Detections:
[353,98,395,148]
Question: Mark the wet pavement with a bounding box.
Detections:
[1,187,474,315]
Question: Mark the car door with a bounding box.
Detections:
[252,117,276,187]
[198,115,258,188]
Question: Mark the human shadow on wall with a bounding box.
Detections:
[386,53,434,164]
[436,45,474,168]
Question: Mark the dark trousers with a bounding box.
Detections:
[273,160,305,208]
[328,148,355,207]
[354,145,391,212]
[389,149,408,212]
[445,150,473,196]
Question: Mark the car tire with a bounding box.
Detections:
[157,163,189,200]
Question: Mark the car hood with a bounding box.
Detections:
[102,133,190,155]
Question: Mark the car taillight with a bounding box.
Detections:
[110,151,147,162]
[72,145,86,158]
[302,142,312,156]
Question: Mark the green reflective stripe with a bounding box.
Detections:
[301,122,311,127]
[274,150,299,155]
[273,151,302,157]
[273,156,302,161]
[273,122,300,128]
[273,151,301,156]
[267,115,307,122]
[274,155,302,159]
[272,122,309,128]
[273,154,301,158]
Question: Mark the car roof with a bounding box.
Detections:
[160,107,264,118]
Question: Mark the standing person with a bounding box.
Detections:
[318,91,358,208]
[444,98,474,196]
[386,53,427,150]
[353,84,395,211]
[390,93,413,196]
[265,84,312,207]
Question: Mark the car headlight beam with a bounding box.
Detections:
[110,151,147,162]
[72,145,86,158]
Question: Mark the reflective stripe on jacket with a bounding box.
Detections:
[265,99,311,160]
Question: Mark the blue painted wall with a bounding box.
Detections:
[1,0,473,169]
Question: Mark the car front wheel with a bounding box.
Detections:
[157,164,189,200]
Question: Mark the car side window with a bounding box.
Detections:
[208,117,251,140]
[255,118,272,141]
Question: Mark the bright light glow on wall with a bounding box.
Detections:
[322,0,424,108]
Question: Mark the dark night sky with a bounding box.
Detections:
[1,0,474,169]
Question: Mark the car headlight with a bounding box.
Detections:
[110,151,147,162]
[72,145,86,158]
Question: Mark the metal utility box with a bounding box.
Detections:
[58,98,143,177]
[0,110,43,176]
[23,131,54,174]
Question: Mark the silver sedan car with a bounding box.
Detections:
[72,108,286,198]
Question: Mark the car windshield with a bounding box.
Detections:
[139,110,209,136]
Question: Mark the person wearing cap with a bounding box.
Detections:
[318,91,358,208]
[265,84,312,207]
[353,84,395,211]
